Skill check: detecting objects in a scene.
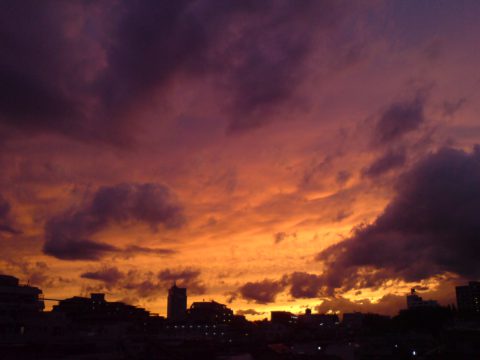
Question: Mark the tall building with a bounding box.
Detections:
[456,281,480,314]
[167,283,187,322]
[406,288,438,309]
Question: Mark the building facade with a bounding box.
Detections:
[167,283,187,322]
[0,274,44,316]
[456,281,480,315]
[187,300,233,324]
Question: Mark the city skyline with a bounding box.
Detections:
[1,271,477,323]
[2,0,480,321]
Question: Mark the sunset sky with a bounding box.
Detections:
[1,0,480,320]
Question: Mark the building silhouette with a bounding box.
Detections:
[187,300,233,324]
[270,309,339,328]
[271,311,298,325]
[167,282,187,322]
[456,281,480,315]
[0,274,44,316]
[406,288,439,309]
[53,292,151,322]
[1,272,480,359]
[0,274,46,339]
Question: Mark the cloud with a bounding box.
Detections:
[316,146,480,292]
[300,155,334,189]
[43,183,184,260]
[374,97,425,145]
[79,266,206,298]
[123,277,161,299]
[315,294,406,316]
[274,232,287,244]
[81,267,125,287]
[0,195,19,234]
[442,98,466,117]
[288,272,326,298]
[222,1,346,132]
[235,271,332,304]
[238,278,287,304]
[157,268,200,282]
[121,245,176,258]
[362,149,406,178]
[336,170,352,185]
[273,231,297,244]
[236,309,266,316]
[157,268,206,295]
[0,259,70,288]
[0,1,111,143]
[0,0,350,144]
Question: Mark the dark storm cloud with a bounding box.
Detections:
[237,272,328,303]
[158,268,200,283]
[238,278,287,304]
[221,1,344,132]
[288,272,326,299]
[0,0,346,143]
[362,149,406,178]
[158,268,206,295]
[43,183,184,260]
[0,1,104,141]
[44,240,117,262]
[123,280,162,299]
[316,146,480,292]
[81,267,125,286]
[0,195,19,234]
[374,97,425,145]
[103,0,345,132]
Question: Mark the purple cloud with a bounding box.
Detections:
[0,195,20,234]
[363,149,406,177]
[374,97,425,145]
[43,183,184,260]
[238,278,287,304]
[81,267,125,287]
[317,146,480,292]
[0,0,349,144]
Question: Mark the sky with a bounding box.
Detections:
[1,0,480,320]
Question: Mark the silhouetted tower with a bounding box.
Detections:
[167,282,187,322]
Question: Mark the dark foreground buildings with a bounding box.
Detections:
[406,288,439,309]
[0,274,45,338]
[52,292,151,323]
[0,274,44,316]
[1,273,480,359]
